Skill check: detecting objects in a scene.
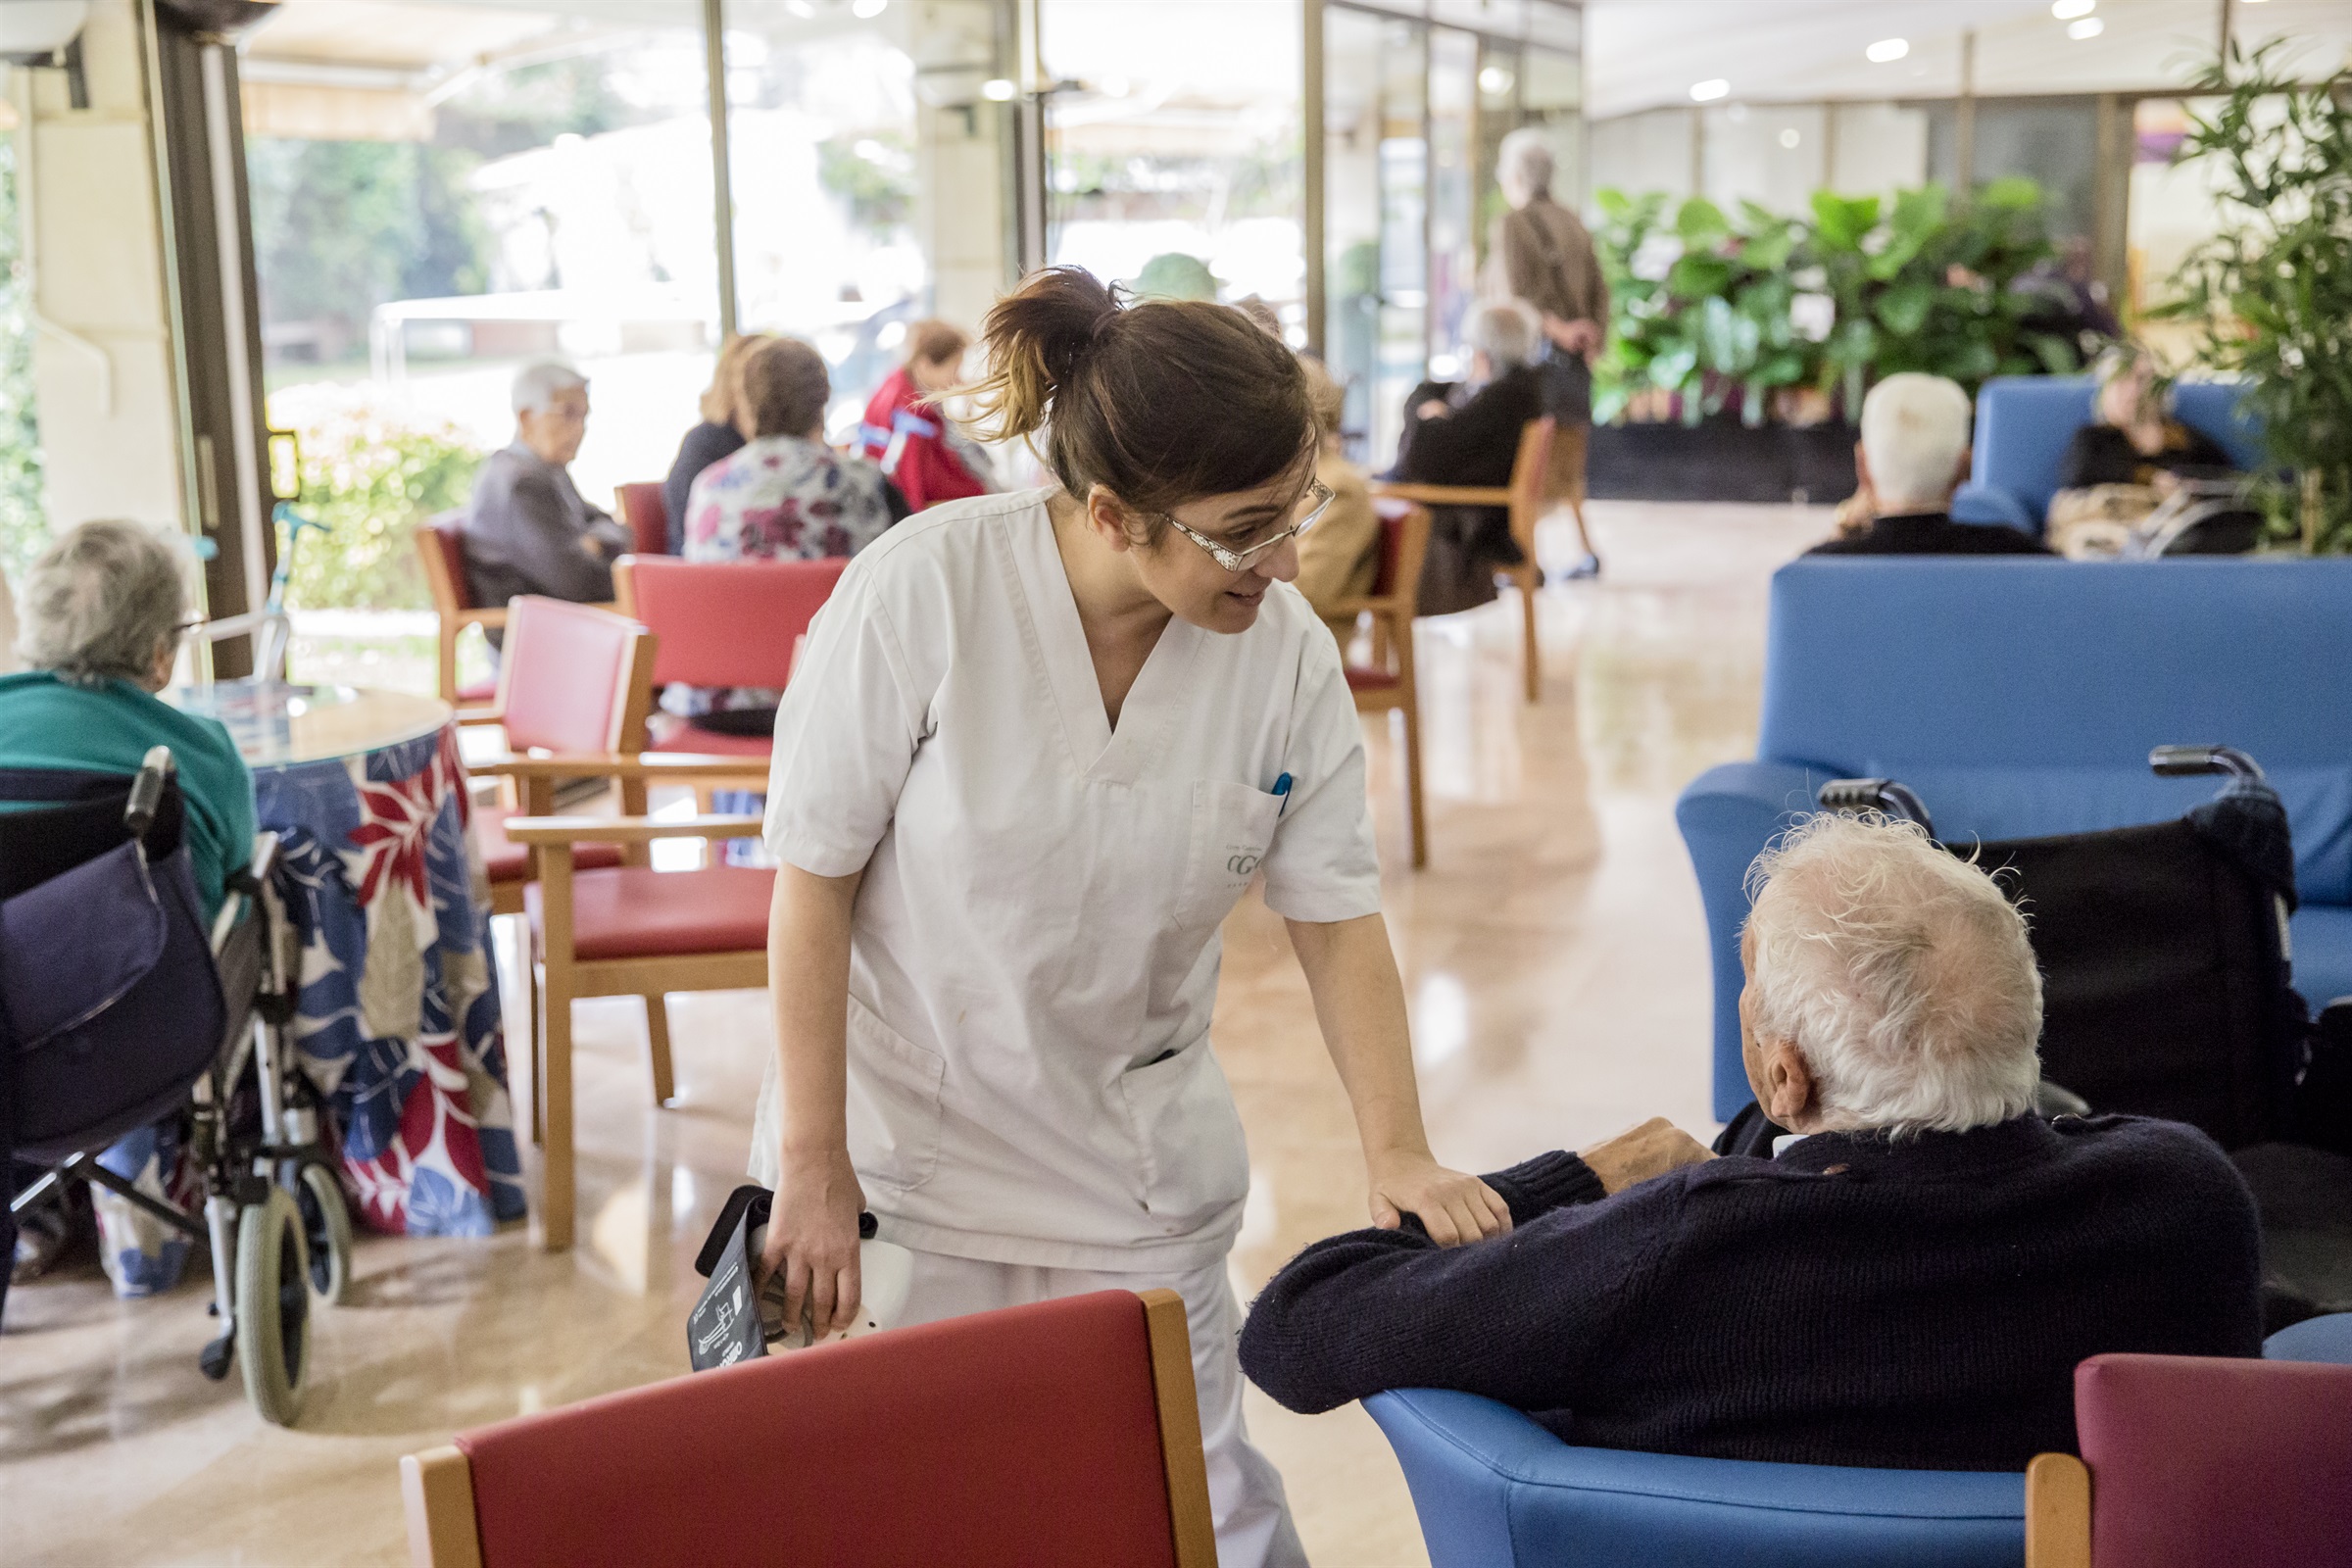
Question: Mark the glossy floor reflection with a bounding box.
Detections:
[0,500,1831,1568]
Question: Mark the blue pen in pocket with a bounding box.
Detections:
[1273,772,1294,817]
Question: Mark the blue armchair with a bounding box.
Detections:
[1367,1319,2351,1567]
[1677,557,2352,1119]
[1950,375,2266,535]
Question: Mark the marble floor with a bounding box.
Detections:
[0,499,1833,1568]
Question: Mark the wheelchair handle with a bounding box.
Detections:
[2149,745,2267,784]
[1816,778,1936,838]
[124,744,177,839]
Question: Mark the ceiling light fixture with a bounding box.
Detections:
[850,0,886,16]
[1479,65,1515,94]
[980,77,1017,100]
[2051,0,2094,18]
[2067,17,2104,39]
[1866,37,1909,63]
[1779,127,1801,148]
[1690,78,1731,102]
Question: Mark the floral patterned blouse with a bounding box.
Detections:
[670,434,897,716]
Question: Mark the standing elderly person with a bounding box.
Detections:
[462,360,630,611]
[2,520,257,1287]
[1240,813,2261,1472]
[1488,126,1606,577]
[1392,298,1544,615]
[1810,373,2050,557]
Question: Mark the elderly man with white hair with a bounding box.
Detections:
[461,359,632,610]
[1240,813,2260,1472]
[1391,299,1547,612]
[1811,372,2050,556]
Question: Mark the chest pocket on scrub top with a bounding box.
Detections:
[1176,778,1283,929]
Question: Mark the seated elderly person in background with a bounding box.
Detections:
[857,318,996,513]
[1291,356,1380,647]
[662,332,771,554]
[1391,298,1544,614]
[2044,344,2242,559]
[462,360,631,612]
[2,519,257,1283]
[1240,813,2261,1472]
[1812,372,2050,557]
[673,336,902,732]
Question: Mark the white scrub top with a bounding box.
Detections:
[752,488,1382,1271]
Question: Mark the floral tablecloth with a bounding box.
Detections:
[262,724,525,1233]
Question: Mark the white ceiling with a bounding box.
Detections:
[1584,0,2352,119]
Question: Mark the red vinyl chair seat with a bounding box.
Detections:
[1345,665,1401,693]
[455,1291,1181,1568]
[477,807,622,884]
[526,865,773,960]
[2075,1352,2352,1566]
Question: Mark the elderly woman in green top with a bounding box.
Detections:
[0,519,254,922]
[4,520,256,1285]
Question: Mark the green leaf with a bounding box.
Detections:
[1666,253,1736,301]
[1648,345,1699,392]
[1676,196,1731,248]
[1979,175,2042,209]
[1874,281,1935,337]
[1808,191,1879,252]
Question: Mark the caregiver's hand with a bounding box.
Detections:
[1368,1149,1512,1247]
[760,1144,866,1337]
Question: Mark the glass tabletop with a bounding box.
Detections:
[166,680,453,769]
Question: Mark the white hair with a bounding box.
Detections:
[1859,372,1974,513]
[512,359,588,416]
[1743,813,2042,1136]
[1464,298,1542,372]
[1496,127,1555,202]
[17,519,191,685]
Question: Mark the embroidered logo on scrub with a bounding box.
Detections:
[1228,853,1262,876]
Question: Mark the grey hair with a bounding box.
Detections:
[1496,127,1555,199]
[1858,372,1974,514]
[1464,298,1542,371]
[512,359,588,416]
[1742,812,2042,1137]
[17,519,191,686]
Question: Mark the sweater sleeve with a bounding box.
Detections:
[1240,1152,1694,1416]
[505,471,617,602]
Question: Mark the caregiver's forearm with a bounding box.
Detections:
[1287,911,1431,1157]
[768,862,864,1155]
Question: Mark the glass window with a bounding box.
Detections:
[0,110,46,589]
[241,1,717,688]
[1040,0,1304,334]
[1426,26,1478,376]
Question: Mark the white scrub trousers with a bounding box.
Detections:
[897,1248,1311,1568]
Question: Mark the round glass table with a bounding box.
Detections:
[164,680,525,1237]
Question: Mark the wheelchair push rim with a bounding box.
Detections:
[281,1158,354,1306]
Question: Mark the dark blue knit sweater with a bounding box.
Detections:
[1238,1114,2262,1471]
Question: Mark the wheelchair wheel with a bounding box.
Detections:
[282,1158,354,1306]
[234,1186,312,1426]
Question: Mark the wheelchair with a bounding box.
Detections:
[1,746,355,1425]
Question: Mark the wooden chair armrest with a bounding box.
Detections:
[454,606,509,630]
[466,752,767,782]
[1369,480,1514,507]
[501,813,765,846]
[454,709,506,727]
[1323,595,1406,617]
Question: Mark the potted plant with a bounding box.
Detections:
[2156,44,2352,553]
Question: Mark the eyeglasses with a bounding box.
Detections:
[1156,479,1336,573]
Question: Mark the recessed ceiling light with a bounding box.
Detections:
[1866,37,1909,64]
[2067,17,2104,39]
[851,0,886,16]
[1690,78,1731,102]
[2051,0,2094,18]
[980,77,1017,101]
[1479,65,1515,94]
[1779,127,1801,148]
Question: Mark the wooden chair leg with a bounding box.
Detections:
[644,994,676,1107]
[437,620,457,704]
[513,917,540,1147]
[1518,565,1542,704]
[538,964,574,1250]
[1564,492,1600,568]
[1399,698,1428,869]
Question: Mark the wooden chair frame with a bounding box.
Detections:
[415,526,507,710]
[399,1288,1218,1568]
[1373,416,1564,704]
[2023,1452,2090,1568]
[486,755,773,1250]
[1331,502,1435,868]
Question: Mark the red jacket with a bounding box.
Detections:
[858,368,991,513]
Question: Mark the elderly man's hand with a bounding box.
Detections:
[1579,1117,1714,1195]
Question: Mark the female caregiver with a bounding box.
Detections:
[753,267,1509,1567]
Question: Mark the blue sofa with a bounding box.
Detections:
[1676,557,2352,1120]
[1950,375,2266,535]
